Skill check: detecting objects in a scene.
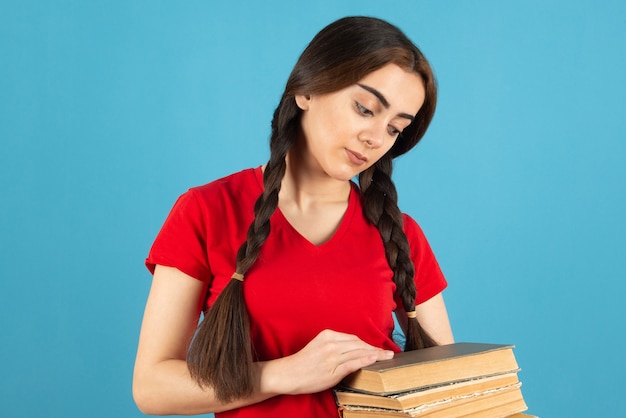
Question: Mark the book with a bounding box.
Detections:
[338,384,527,417]
[335,371,520,411]
[341,342,519,395]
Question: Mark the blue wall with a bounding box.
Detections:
[1,1,624,417]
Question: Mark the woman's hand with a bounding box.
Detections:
[259,329,394,396]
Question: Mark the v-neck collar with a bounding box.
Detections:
[253,166,359,253]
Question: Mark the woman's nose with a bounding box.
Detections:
[359,124,386,149]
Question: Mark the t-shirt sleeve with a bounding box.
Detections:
[145,189,212,282]
[402,214,447,304]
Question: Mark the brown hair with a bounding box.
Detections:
[187,16,438,402]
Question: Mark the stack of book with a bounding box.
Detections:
[334,342,534,417]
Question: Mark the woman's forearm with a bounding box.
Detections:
[133,358,277,415]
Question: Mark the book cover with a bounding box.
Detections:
[341,342,519,395]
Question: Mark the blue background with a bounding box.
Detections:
[1,1,624,417]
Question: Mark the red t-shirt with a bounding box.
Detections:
[146,167,447,417]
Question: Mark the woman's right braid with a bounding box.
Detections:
[360,156,437,350]
[187,97,298,402]
[235,154,289,274]
[235,95,299,273]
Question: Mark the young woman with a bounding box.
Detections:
[133,16,453,417]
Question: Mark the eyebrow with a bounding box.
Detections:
[357,83,415,121]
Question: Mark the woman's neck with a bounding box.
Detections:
[279,150,351,211]
[272,151,352,246]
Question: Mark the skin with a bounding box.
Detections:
[133,63,454,415]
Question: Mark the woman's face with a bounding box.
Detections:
[295,63,426,182]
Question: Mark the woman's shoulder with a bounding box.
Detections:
[190,166,263,197]
[401,213,430,244]
[168,167,263,217]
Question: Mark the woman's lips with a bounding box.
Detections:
[345,149,368,166]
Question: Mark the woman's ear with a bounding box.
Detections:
[294,94,311,110]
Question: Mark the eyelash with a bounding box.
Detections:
[355,101,401,137]
[356,102,373,116]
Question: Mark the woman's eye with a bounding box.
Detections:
[356,102,373,116]
[388,126,401,136]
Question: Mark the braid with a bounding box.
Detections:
[187,96,298,402]
[360,156,437,351]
